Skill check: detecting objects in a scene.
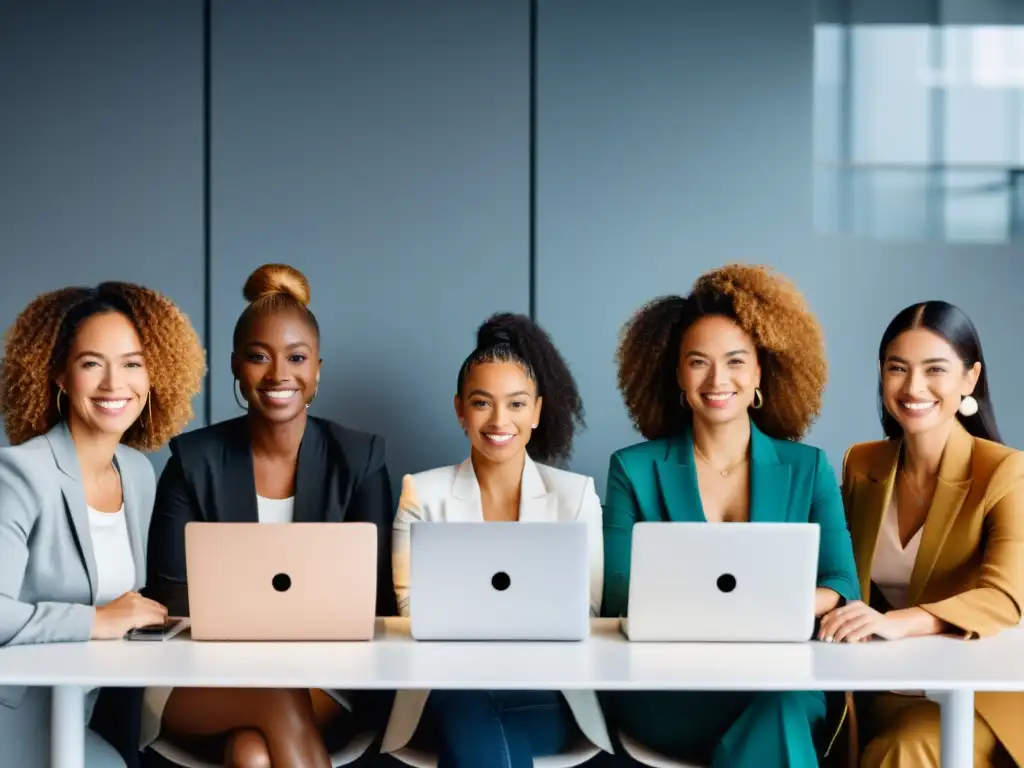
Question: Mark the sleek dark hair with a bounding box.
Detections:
[456,312,584,464]
[878,301,1001,443]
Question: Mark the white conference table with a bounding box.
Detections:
[1,618,1022,768]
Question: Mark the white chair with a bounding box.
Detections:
[148,730,376,768]
[617,730,706,768]
[388,733,602,767]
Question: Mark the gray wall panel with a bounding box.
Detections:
[0,1,206,473]
[209,0,530,490]
[536,0,1024,496]
[536,0,815,492]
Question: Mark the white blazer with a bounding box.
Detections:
[381,454,612,755]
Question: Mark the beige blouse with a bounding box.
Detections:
[871,494,924,695]
[871,494,922,610]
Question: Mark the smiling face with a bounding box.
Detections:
[57,311,150,439]
[232,309,321,424]
[881,328,980,438]
[454,361,542,465]
[676,315,762,428]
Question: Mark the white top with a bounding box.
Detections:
[257,495,294,524]
[871,495,923,611]
[87,504,135,606]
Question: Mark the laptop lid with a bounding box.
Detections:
[185,521,378,641]
[409,521,590,641]
[624,521,820,642]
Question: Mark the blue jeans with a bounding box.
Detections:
[424,690,576,768]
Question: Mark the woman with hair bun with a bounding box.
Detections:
[143,264,396,768]
[382,312,611,767]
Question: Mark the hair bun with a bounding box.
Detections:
[476,313,525,350]
[242,264,311,306]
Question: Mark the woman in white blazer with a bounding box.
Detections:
[385,313,610,768]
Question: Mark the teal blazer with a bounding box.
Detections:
[602,419,861,618]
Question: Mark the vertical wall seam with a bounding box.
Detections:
[202,0,212,426]
[528,0,538,321]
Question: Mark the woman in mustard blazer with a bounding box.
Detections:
[602,264,860,768]
[820,300,1024,767]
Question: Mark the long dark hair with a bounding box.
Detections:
[878,301,1001,443]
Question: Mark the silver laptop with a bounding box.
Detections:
[409,521,590,641]
[623,522,820,642]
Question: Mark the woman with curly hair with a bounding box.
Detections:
[142,264,396,768]
[382,312,611,767]
[0,282,205,768]
[602,264,859,768]
[821,301,1024,767]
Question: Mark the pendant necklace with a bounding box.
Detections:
[694,443,747,478]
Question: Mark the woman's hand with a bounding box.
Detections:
[817,600,904,643]
[92,591,169,639]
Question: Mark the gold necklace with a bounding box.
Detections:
[693,443,748,478]
[900,469,930,508]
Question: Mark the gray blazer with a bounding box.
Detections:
[0,422,155,768]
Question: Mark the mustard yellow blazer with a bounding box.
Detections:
[841,420,1024,764]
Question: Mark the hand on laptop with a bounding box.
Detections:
[91,591,169,640]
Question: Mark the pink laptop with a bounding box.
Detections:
[184,522,378,641]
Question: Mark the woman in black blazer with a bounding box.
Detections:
[143,264,396,768]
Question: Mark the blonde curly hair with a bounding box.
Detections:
[616,263,827,441]
[0,282,206,451]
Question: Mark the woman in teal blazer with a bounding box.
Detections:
[603,264,860,768]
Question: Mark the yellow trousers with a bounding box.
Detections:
[861,693,1014,768]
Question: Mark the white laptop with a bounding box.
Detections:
[623,522,820,642]
[409,521,590,641]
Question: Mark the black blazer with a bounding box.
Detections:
[145,415,398,618]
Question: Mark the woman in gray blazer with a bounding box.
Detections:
[0,282,206,768]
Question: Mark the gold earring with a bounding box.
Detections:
[306,381,319,409]
[233,379,249,410]
[56,387,66,418]
[137,393,153,428]
[752,387,764,410]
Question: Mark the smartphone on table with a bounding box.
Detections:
[124,618,187,641]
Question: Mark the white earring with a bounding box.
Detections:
[959,395,978,417]
[532,424,538,429]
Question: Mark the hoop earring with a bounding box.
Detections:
[56,387,66,418]
[137,393,152,428]
[679,391,689,408]
[306,382,319,409]
[752,388,764,410]
[233,379,249,410]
